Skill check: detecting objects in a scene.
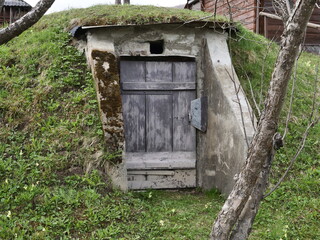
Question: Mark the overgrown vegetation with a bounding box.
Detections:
[0,5,319,239]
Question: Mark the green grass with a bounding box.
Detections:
[1,174,223,239]
[0,4,319,239]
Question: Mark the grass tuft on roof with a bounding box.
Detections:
[33,4,227,31]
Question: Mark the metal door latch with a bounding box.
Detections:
[189,96,208,132]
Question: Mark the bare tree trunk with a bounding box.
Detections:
[115,0,121,4]
[210,0,317,239]
[231,133,283,239]
[0,0,4,13]
[0,0,55,45]
[230,153,273,239]
[123,0,130,4]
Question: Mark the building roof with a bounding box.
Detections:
[4,0,32,8]
[71,21,236,38]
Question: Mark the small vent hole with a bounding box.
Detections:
[150,40,164,54]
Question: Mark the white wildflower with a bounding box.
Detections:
[205,202,212,209]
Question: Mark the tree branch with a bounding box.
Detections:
[0,0,55,45]
[310,64,319,121]
[265,61,319,198]
[210,1,317,239]
[263,118,318,198]
[238,62,262,117]
[283,61,298,139]
[230,152,273,240]
[226,68,250,147]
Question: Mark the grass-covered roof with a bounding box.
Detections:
[72,5,226,26]
[35,4,228,31]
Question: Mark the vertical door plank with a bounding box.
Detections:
[173,62,196,83]
[173,91,196,151]
[146,94,173,152]
[146,61,172,82]
[122,94,146,152]
[120,61,145,82]
[172,61,196,151]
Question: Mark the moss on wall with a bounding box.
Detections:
[91,50,124,154]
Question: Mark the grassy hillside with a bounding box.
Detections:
[0,4,319,239]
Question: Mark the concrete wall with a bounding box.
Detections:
[197,32,256,195]
[82,24,255,194]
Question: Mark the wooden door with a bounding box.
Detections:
[120,58,197,189]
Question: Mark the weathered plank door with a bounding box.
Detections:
[120,58,196,189]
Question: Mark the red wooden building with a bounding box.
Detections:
[0,0,32,25]
[190,0,320,53]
